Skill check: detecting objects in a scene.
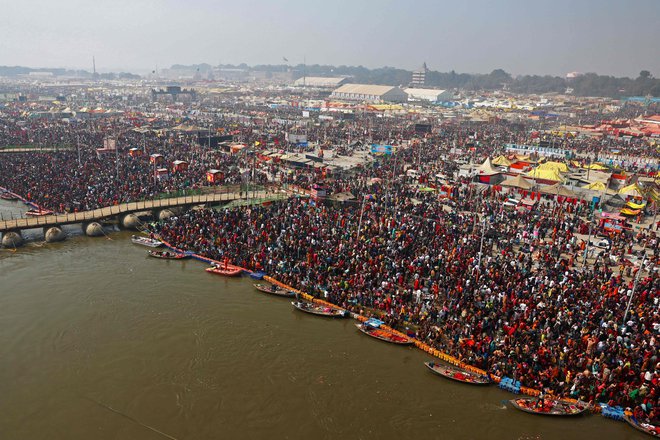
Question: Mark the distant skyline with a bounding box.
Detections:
[1,0,659,78]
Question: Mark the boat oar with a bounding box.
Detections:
[83,396,180,440]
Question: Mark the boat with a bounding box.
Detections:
[0,192,18,201]
[206,266,243,277]
[25,209,54,216]
[624,415,659,437]
[147,250,189,260]
[291,300,349,318]
[355,319,413,345]
[253,283,296,297]
[131,235,163,247]
[424,362,491,385]
[509,397,590,416]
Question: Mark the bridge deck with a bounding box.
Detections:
[0,189,278,232]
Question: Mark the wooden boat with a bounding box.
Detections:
[25,209,54,216]
[131,235,163,247]
[291,301,349,318]
[253,283,296,297]
[424,362,491,385]
[147,250,189,260]
[624,415,659,437]
[206,266,243,277]
[509,397,590,416]
[0,192,18,201]
[355,320,413,345]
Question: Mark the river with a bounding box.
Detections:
[0,200,644,439]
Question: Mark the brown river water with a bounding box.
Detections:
[0,200,645,439]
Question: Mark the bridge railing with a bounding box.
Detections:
[0,184,285,232]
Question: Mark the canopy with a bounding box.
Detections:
[620,208,641,216]
[582,181,607,191]
[492,155,512,166]
[618,183,644,197]
[476,157,500,176]
[537,161,569,173]
[626,200,646,210]
[501,174,533,189]
[540,183,577,197]
[583,163,608,170]
[525,168,564,182]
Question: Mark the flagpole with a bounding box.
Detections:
[355,196,366,246]
[622,244,647,329]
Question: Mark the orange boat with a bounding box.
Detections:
[424,362,491,385]
[205,266,243,277]
[355,320,413,345]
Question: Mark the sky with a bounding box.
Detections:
[1,0,659,77]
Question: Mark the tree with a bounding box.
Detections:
[639,70,652,79]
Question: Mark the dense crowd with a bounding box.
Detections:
[1,97,659,424]
[154,157,658,422]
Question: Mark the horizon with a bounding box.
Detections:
[1,0,659,78]
[1,62,657,81]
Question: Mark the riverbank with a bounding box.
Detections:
[3,237,636,439]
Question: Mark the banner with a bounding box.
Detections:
[371,144,393,155]
[286,133,307,144]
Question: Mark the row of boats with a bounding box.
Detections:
[0,190,54,216]
[131,234,658,436]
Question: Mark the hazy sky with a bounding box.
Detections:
[1,0,658,77]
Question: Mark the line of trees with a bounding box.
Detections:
[250,64,660,98]
[2,63,658,98]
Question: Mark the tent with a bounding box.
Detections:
[476,157,500,176]
[492,155,512,166]
[583,163,608,170]
[537,161,569,173]
[582,181,607,191]
[525,168,564,182]
[540,183,577,197]
[618,183,644,197]
[626,200,646,210]
[500,174,533,190]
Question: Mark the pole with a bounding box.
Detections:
[478,216,486,270]
[622,246,647,329]
[355,196,366,246]
[582,221,593,267]
[115,137,119,183]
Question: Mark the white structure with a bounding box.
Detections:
[411,62,428,87]
[294,77,347,88]
[330,84,408,103]
[404,88,453,103]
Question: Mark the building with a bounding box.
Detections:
[330,84,408,103]
[411,63,428,87]
[293,76,347,88]
[152,86,196,102]
[404,88,453,103]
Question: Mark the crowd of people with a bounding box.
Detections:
[1,97,659,424]
[152,143,658,422]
